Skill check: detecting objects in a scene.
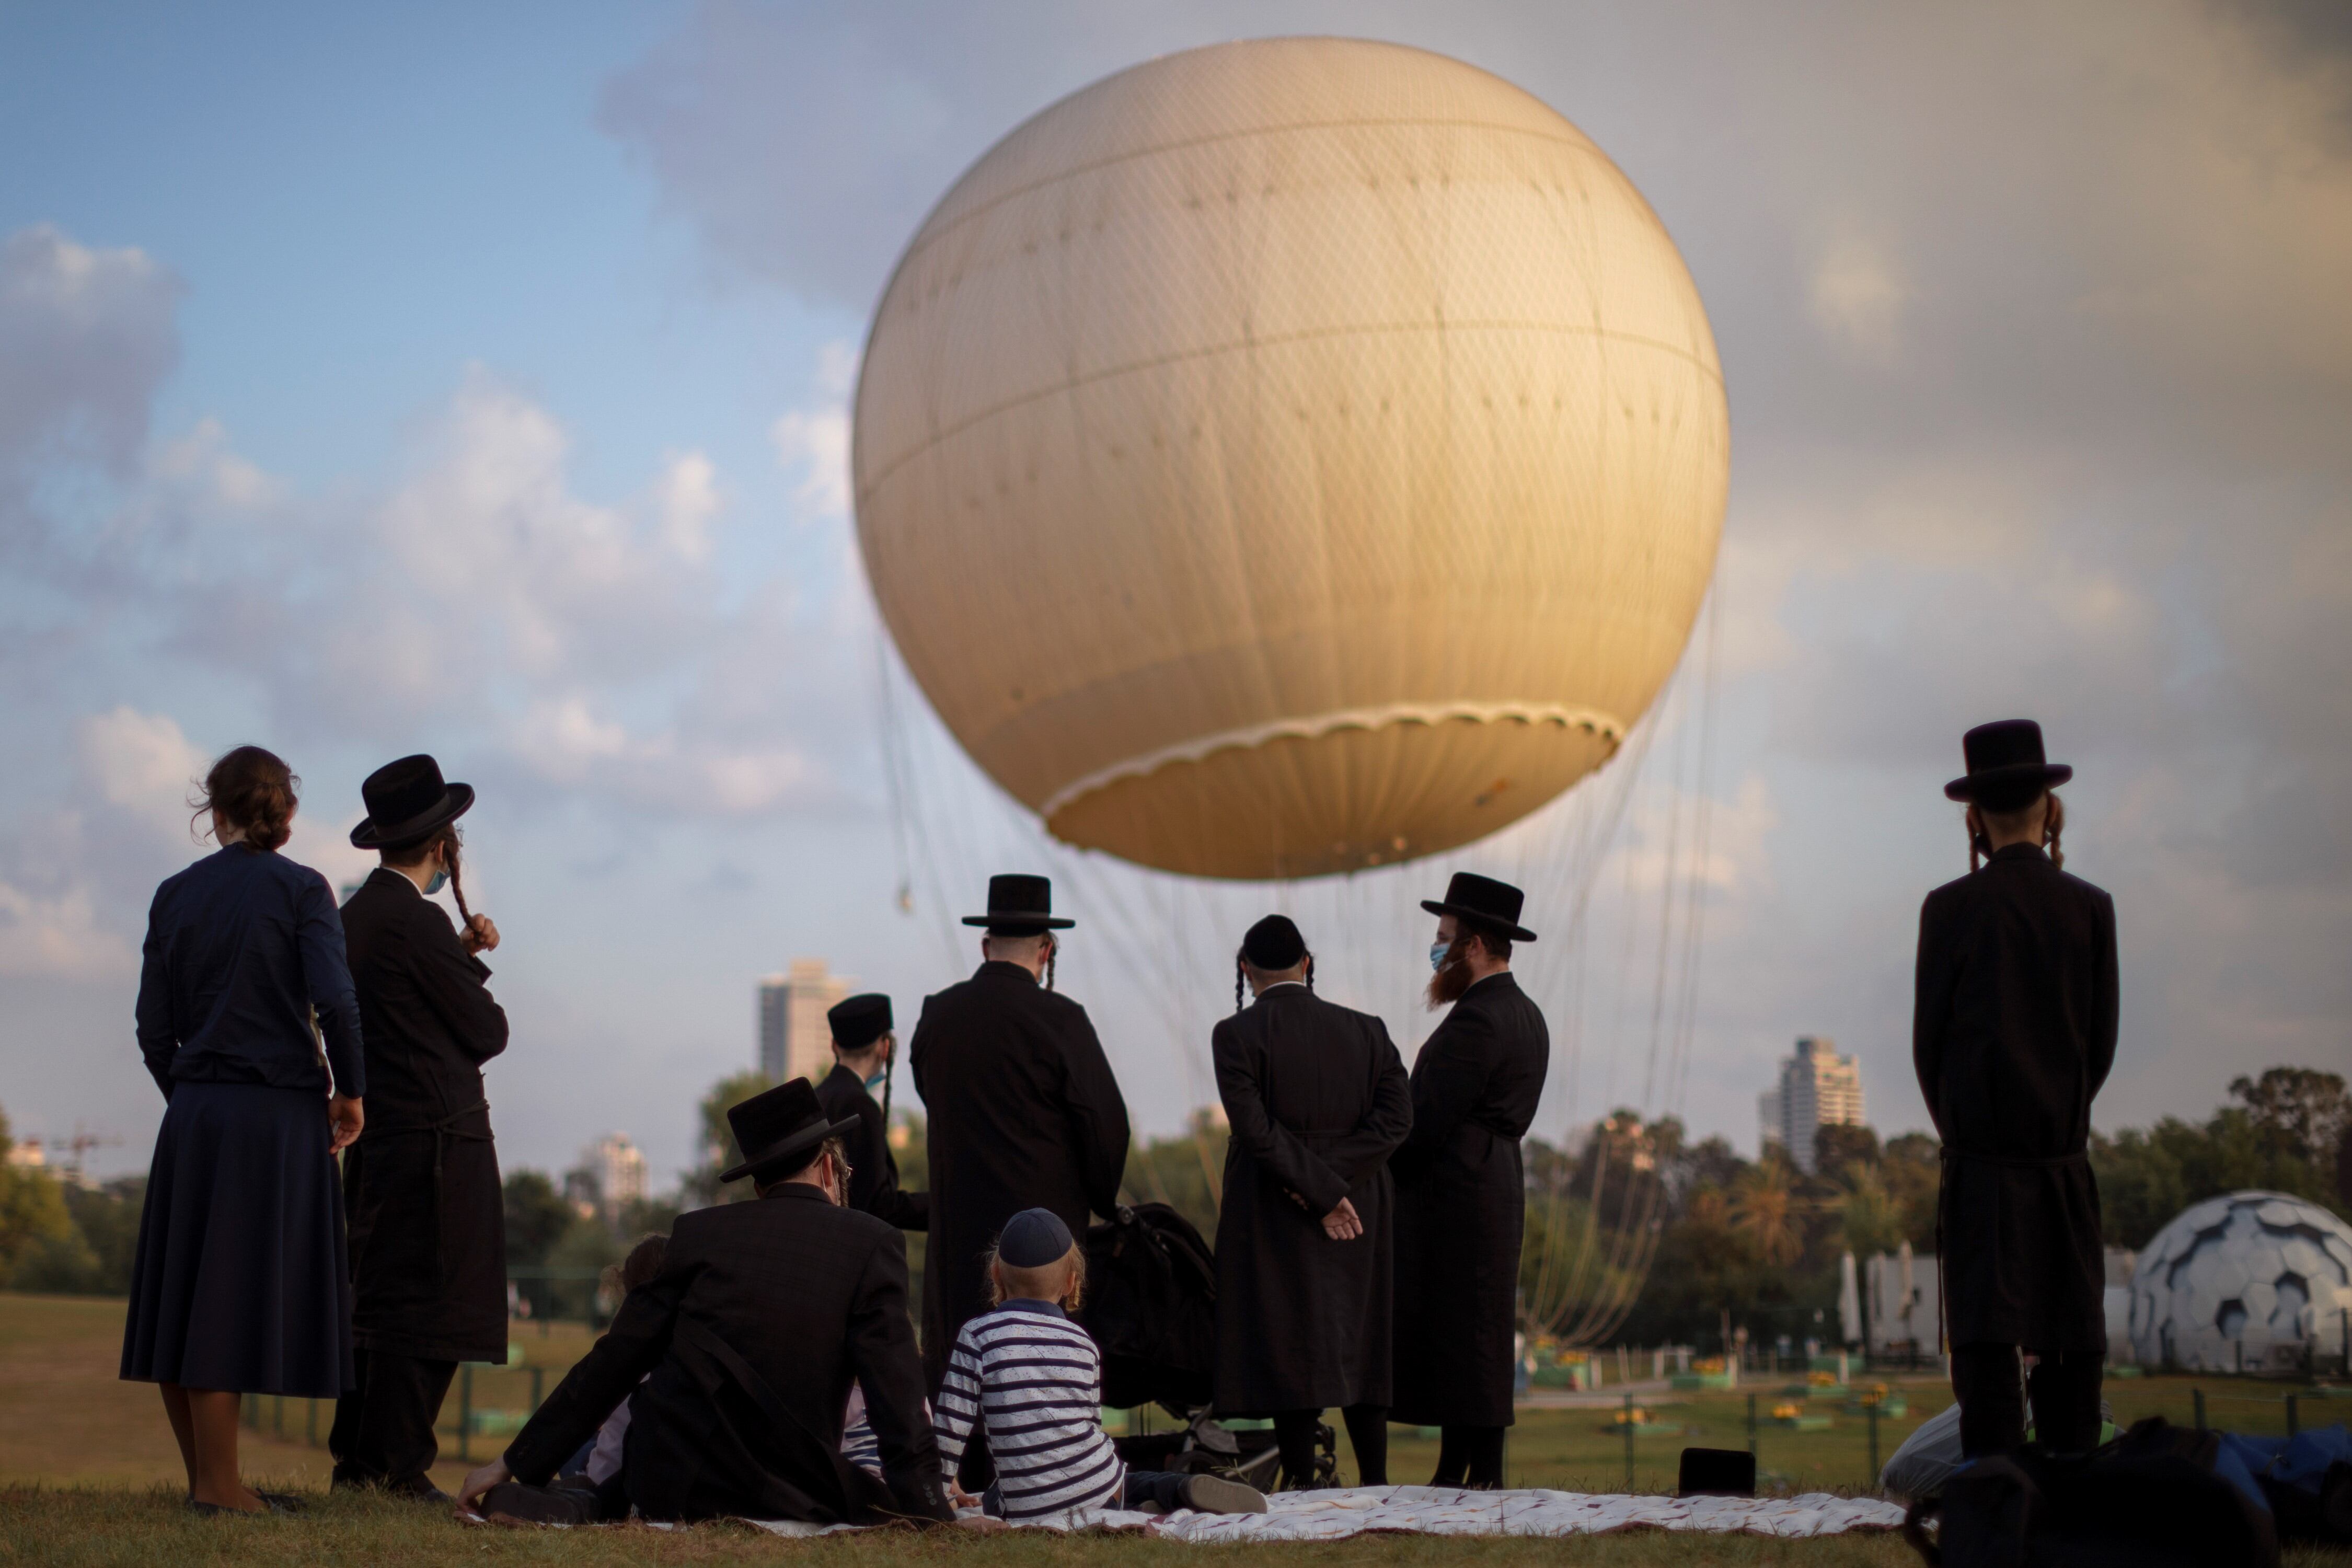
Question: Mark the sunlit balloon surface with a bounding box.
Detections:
[855,38,1727,880]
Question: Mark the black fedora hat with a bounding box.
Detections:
[350,754,475,850]
[1421,871,1537,943]
[961,873,1075,932]
[1944,719,2072,808]
[719,1078,859,1184]
[828,993,893,1051]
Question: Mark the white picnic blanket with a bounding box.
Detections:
[723,1485,1906,1540]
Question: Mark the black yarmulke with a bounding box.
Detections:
[997,1207,1074,1268]
[1241,914,1308,970]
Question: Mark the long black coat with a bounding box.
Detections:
[339,868,510,1364]
[815,1064,927,1231]
[1391,971,1548,1427]
[504,1185,952,1524]
[1914,842,2118,1351]
[909,961,1129,1389]
[1211,984,1412,1414]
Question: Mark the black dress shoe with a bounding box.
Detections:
[385,1479,453,1505]
[479,1480,601,1525]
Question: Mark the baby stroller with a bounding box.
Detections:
[1078,1203,1338,1491]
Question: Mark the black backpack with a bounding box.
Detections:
[1075,1203,1218,1412]
[1904,1418,2278,1568]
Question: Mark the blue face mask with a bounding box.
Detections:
[863,1069,888,1092]
[425,868,448,896]
[1430,940,1451,973]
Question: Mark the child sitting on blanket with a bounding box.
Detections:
[935,1208,1267,1522]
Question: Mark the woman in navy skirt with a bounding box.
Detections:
[122,745,366,1514]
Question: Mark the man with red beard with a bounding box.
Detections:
[1390,873,1548,1489]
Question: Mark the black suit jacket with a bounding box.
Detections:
[1390,970,1548,1426]
[1210,983,1411,1413]
[1915,841,2118,1349]
[815,1064,927,1231]
[339,867,510,1361]
[504,1184,952,1524]
[909,961,1129,1390]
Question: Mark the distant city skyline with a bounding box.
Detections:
[1759,1036,1867,1174]
[758,960,852,1087]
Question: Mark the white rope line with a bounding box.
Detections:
[1037,700,1626,823]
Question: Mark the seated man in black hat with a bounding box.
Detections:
[456,1080,954,1526]
[910,876,1130,1434]
[1390,872,1549,1489]
[1916,719,2116,1459]
[814,994,926,1231]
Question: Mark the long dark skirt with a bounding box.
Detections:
[120,1081,353,1397]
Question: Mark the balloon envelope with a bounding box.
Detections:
[855,38,1727,880]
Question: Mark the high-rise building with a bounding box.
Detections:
[562,1132,648,1229]
[1758,1035,1865,1174]
[758,959,854,1085]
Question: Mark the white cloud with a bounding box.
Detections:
[77,705,202,824]
[653,449,721,564]
[0,878,129,981]
[0,224,181,485]
[152,418,281,512]
[770,342,857,522]
[1807,230,1908,362]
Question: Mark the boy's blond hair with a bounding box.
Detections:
[985,1240,1087,1311]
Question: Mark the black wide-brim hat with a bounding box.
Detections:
[962,872,1074,932]
[1944,719,2072,806]
[1421,870,1537,943]
[720,1078,859,1184]
[350,753,475,850]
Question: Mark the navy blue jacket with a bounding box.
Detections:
[134,845,364,1099]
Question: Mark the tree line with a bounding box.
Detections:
[7,1065,2340,1327]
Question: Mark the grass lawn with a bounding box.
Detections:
[7,1294,2347,1565]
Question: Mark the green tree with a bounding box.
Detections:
[1812,1123,1881,1181]
[2229,1067,2349,1170]
[64,1178,147,1292]
[1727,1159,1803,1267]
[0,1108,78,1286]
[1120,1109,1226,1239]
[548,1212,625,1325]
[1830,1162,1907,1258]
[2093,1085,2348,1250]
[503,1167,579,1323]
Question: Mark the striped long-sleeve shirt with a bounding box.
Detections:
[935,1299,1123,1519]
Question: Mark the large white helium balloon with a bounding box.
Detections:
[855,38,1728,881]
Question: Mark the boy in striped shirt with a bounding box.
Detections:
[936,1209,1267,1522]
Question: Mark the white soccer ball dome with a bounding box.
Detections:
[2126,1190,2352,1371]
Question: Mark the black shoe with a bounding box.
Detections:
[253,1489,308,1514]
[185,1496,267,1517]
[480,1480,601,1525]
[385,1479,453,1505]
[1176,1474,1270,1515]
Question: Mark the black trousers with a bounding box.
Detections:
[1431,1424,1506,1488]
[329,1348,456,1493]
[1950,1342,2102,1458]
[1272,1405,1389,1489]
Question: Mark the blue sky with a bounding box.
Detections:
[4,2,2346,1189]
